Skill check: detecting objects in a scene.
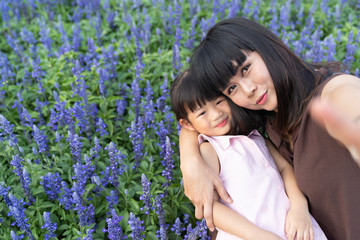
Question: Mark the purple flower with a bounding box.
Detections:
[72,157,95,198]
[143,81,155,128]
[162,137,175,190]
[105,142,125,187]
[49,92,73,131]
[67,131,83,163]
[72,22,82,52]
[172,13,183,72]
[20,27,37,58]
[10,231,24,240]
[40,173,62,201]
[38,16,52,53]
[20,106,35,128]
[116,99,127,121]
[106,190,118,210]
[156,121,169,158]
[184,16,198,50]
[84,38,99,70]
[128,117,145,169]
[0,183,11,206]
[72,60,85,96]
[96,117,108,137]
[8,194,34,240]
[82,229,95,240]
[32,125,49,153]
[73,192,88,226]
[35,99,46,126]
[103,209,127,240]
[72,102,89,134]
[55,131,63,143]
[98,67,109,97]
[41,212,57,240]
[10,155,34,203]
[0,51,16,86]
[94,12,102,45]
[131,79,141,119]
[0,1,11,23]
[140,174,153,214]
[0,114,17,144]
[31,57,46,95]
[128,212,145,240]
[102,45,118,81]
[91,136,102,158]
[155,196,168,239]
[60,181,75,210]
[171,217,183,236]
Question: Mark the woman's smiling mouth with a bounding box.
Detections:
[256,91,268,105]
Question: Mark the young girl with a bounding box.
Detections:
[171,70,327,240]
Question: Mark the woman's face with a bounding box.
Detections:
[222,51,278,112]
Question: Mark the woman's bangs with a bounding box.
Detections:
[191,34,250,92]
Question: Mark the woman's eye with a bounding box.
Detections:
[241,64,250,75]
[227,85,236,95]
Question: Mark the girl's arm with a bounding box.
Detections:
[179,127,232,231]
[310,74,360,166]
[266,139,314,240]
[200,142,282,240]
[212,201,282,240]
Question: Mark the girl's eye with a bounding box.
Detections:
[198,111,205,116]
[227,85,236,95]
[216,99,224,105]
[241,64,250,75]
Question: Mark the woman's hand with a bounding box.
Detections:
[285,203,313,240]
[310,98,360,166]
[181,156,232,231]
[179,127,232,231]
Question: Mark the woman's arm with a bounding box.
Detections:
[310,74,360,166]
[266,139,313,240]
[200,142,282,240]
[179,127,232,231]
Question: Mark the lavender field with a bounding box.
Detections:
[0,0,359,239]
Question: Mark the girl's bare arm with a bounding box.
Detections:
[266,139,313,240]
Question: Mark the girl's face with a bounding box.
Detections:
[222,51,278,112]
[181,96,233,136]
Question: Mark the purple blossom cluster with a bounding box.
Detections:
[40,172,62,201]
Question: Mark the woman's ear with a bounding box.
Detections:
[179,119,196,131]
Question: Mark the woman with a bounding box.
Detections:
[179,17,360,240]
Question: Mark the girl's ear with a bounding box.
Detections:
[179,119,196,131]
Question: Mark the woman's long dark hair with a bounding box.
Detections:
[189,17,333,135]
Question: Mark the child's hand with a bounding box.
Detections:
[285,205,313,240]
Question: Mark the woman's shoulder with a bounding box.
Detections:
[321,74,360,99]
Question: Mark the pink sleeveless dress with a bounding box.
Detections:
[199,130,327,240]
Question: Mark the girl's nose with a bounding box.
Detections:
[211,106,223,120]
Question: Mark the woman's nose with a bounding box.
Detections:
[240,79,257,97]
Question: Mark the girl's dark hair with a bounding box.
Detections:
[170,70,263,135]
[189,17,336,135]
